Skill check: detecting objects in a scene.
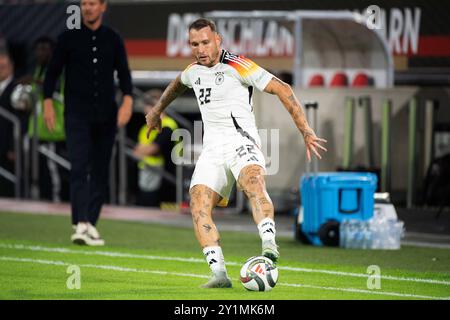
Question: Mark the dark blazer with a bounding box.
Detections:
[44,24,133,122]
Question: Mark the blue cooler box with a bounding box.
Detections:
[297,172,377,246]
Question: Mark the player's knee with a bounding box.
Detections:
[189,185,202,207]
[239,165,266,190]
[242,174,266,196]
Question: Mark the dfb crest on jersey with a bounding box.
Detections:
[215,72,224,85]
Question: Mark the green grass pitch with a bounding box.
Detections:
[0,211,449,300]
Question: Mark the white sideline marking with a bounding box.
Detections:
[277,282,450,300]
[1,243,449,286]
[0,256,209,279]
[278,266,450,285]
[0,256,448,300]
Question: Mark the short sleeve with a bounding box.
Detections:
[180,64,194,88]
[232,57,274,91]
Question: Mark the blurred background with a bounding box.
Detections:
[0,0,449,226]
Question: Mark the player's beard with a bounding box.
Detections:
[198,50,219,67]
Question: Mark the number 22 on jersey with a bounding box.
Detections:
[198,88,211,105]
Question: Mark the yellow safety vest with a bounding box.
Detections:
[137,116,180,169]
[28,66,66,141]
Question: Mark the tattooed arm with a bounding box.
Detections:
[146,74,187,138]
[264,77,327,161]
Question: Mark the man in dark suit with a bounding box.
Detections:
[43,0,133,246]
[0,51,16,197]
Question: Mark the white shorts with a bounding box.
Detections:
[189,132,266,207]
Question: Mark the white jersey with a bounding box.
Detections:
[181,49,273,146]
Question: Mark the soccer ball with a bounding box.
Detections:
[240,256,278,291]
[10,84,36,112]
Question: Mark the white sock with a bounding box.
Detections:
[203,246,227,274]
[258,217,276,242]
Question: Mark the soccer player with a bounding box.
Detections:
[145,18,327,288]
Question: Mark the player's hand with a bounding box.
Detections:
[145,110,162,138]
[303,128,327,162]
[43,98,56,132]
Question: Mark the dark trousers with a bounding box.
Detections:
[65,117,117,226]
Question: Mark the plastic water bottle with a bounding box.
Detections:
[362,221,372,249]
[381,218,387,249]
[339,220,347,248]
[362,212,405,250]
[346,220,355,248]
[388,220,403,250]
[370,217,381,249]
[348,219,358,249]
[345,220,350,248]
[387,219,393,249]
[377,214,388,249]
[360,221,366,249]
[349,220,361,249]
[386,220,393,248]
[351,221,359,248]
[354,221,364,249]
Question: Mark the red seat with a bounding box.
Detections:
[308,74,325,87]
[330,72,349,87]
[352,73,370,87]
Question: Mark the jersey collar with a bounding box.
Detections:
[219,49,227,63]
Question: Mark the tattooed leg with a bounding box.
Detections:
[238,164,279,262]
[237,164,274,224]
[189,184,222,248]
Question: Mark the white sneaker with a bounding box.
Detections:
[71,223,89,245]
[87,223,105,246]
[262,240,279,264]
[71,222,105,246]
[201,271,232,288]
